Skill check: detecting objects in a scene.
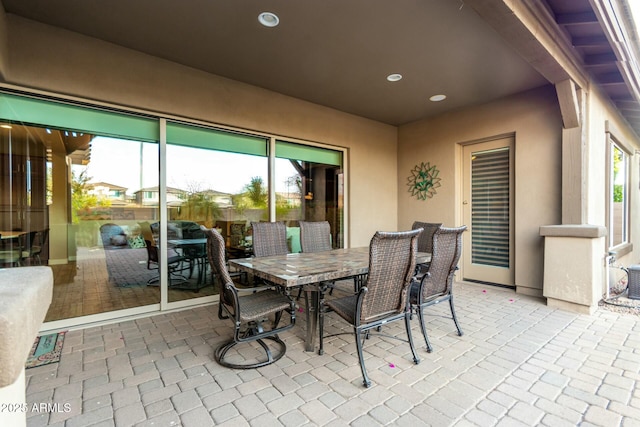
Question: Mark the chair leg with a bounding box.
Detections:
[449,294,464,336]
[318,300,325,355]
[355,328,371,387]
[417,305,433,353]
[405,312,420,365]
[274,310,283,329]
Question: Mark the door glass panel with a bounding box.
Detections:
[471,148,510,268]
[166,122,268,303]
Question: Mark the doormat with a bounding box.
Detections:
[25,331,66,369]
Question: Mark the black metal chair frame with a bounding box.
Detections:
[143,239,191,286]
[410,225,467,352]
[203,226,296,369]
[0,233,22,267]
[319,229,422,387]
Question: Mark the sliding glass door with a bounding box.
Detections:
[0,92,161,324]
[165,121,268,303]
[275,140,344,251]
[0,91,348,326]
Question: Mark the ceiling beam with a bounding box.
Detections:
[556,79,580,129]
[617,100,640,110]
[584,53,618,65]
[571,35,609,48]
[556,11,598,25]
[596,72,624,84]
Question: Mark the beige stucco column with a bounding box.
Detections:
[540,225,607,314]
[0,267,53,427]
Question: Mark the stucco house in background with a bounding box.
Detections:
[1,0,640,331]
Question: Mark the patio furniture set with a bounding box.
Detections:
[202,220,466,388]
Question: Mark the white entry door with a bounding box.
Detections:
[462,136,514,287]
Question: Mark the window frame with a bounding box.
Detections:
[606,122,633,255]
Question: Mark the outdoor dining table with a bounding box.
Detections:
[168,238,208,285]
[228,247,431,352]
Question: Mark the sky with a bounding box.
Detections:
[630,2,640,39]
[77,136,299,195]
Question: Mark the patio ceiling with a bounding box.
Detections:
[2,0,640,133]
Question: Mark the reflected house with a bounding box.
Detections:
[196,189,233,208]
[134,186,185,207]
[86,182,128,205]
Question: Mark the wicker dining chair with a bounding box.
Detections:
[299,220,332,252]
[298,220,359,298]
[412,221,441,274]
[251,221,288,257]
[319,228,423,387]
[202,226,295,369]
[410,225,467,352]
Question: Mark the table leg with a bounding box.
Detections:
[304,288,319,352]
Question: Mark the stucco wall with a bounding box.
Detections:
[398,85,562,294]
[587,82,640,282]
[0,3,7,80]
[3,15,398,247]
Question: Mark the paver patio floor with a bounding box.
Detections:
[25,282,640,426]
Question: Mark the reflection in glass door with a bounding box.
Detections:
[275,141,344,251]
[0,123,162,322]
[165,121,268,303]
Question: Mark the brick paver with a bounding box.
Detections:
[22,282,640,426]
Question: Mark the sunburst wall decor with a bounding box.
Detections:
[407,162,441,200]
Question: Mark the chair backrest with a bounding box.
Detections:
[251,222,288,257]
[299,221,332,253]
[412,221,442,253]
[202,226,236,309]
[423,226,467,297]
[37,228,49,247]
[360,228,422,323]
[21,231,38,252]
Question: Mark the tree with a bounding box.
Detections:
[71,169,110,223]
[244,176,268,208]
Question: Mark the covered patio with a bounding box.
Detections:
[25,282,640,426]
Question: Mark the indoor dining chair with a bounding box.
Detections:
[203,226,295,369]
[0,234,22,267]
[410,225,467,352]
[319,228,423,387]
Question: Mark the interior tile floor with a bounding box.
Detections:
[25,282,640,426]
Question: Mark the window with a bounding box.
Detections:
[609,138,630,249]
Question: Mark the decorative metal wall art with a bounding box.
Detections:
[407,162,441,200]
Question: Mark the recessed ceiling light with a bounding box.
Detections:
[386,74,403,82]
[429,94,447,102]
[0,124,12,129]
[258,12,279,27]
